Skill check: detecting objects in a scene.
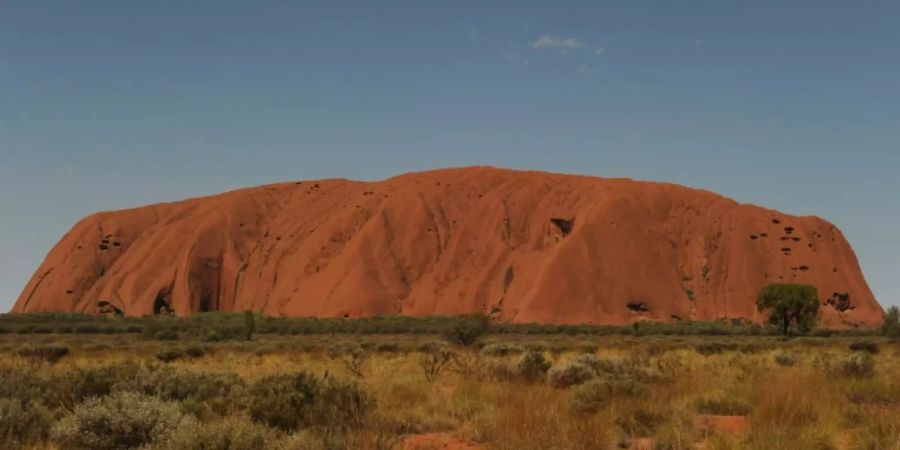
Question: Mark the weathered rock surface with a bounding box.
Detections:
[11,167,882,326]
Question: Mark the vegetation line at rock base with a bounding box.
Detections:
[0,312,885,339]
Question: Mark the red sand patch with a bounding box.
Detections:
[402,433,481,450]
[694,415,749,436]
[627,437,655,450]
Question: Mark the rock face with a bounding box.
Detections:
[11,167,882,326]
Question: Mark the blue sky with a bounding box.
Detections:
[1,1,898,310]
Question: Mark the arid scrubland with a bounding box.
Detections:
[1,315,899,450]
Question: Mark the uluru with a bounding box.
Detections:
[11,166,882,327]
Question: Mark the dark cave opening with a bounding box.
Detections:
[550,218,574,236]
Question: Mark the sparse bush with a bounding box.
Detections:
[184,345,208,359]
[694,342,738,356]
[0,398,55,446]
[17,344,70,364]
[275,429,349,450]
[548,361,594,388]
[420,348,453,382]
[481,343,523,357]
[200,327,227,342]
[695,396,752,415]
[516,350,551,382]
[849,340,880,355]
[616,402,669,437]
[155,329,179,341]
[842,353,875,378]
[570,378,648,414]
[246,372,371,431]
[51,391,187,450]
[375,342,400,353]
[570,379,609,414]
[50,362,146,407]
[487,360,517,382]
[138,370,243,418]
[244,311,256,341]
[442,315,490,347]
[158,416,278,450]
[156,347,186,362]
[846,379,900,405]
[570,354,628,377]
[774,352,798,367]
[882,305,900,337]
[343,348,368,378]
[327,342,362,359]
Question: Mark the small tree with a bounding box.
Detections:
[882,306,900,337]
[442,315,490,347]
[756,284,820,335]
[244,311,256,341]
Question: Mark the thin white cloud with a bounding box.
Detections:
[577,64,597,76]
[532,35,585,51]
[593,47,605,56]
[55,165,75,176]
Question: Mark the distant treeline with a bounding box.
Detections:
[0,312,879,338]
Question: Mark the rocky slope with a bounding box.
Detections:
[11,167,883,326]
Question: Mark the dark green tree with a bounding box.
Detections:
[244,311,256,341]
[442,315,490,347]
[883,305,900,337]
[756,284,820,335]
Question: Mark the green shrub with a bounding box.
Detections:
[374,342,401,353]
[842,353,875,378]
[882,305,900,337]
[849,340,880,355]
[17,344,70,364]
[244,311,256,341]
[275,429,350,450]
[0,398,55,446]
[569,380,609,414]
[184,345,209,359]
[50,362,146,405]
[342,348,368,378]
[51,391,188,450]
[486,360,517,382]
[74,324,101,333]
[756,283,820,335]
[694,342,738,356]
[420,348,453,382]
[0,366,55,406]
[695,396,752,415]
[846,379,900,405]
[158,416,278,450]
[773,352,798,367]
[615,402,669,437]
[515,350,551,382]
[570,354,629,377]
[570,378,648,414]
[156,347,187,362]
[548,362,594,389]
[246,372,371,431]
[138,370,244,418]
[481,343,524,357]
[200,327,228,342]
[155,329,180,341]
[441,315,490,347]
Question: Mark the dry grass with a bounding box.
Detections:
[1,333,899,449]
